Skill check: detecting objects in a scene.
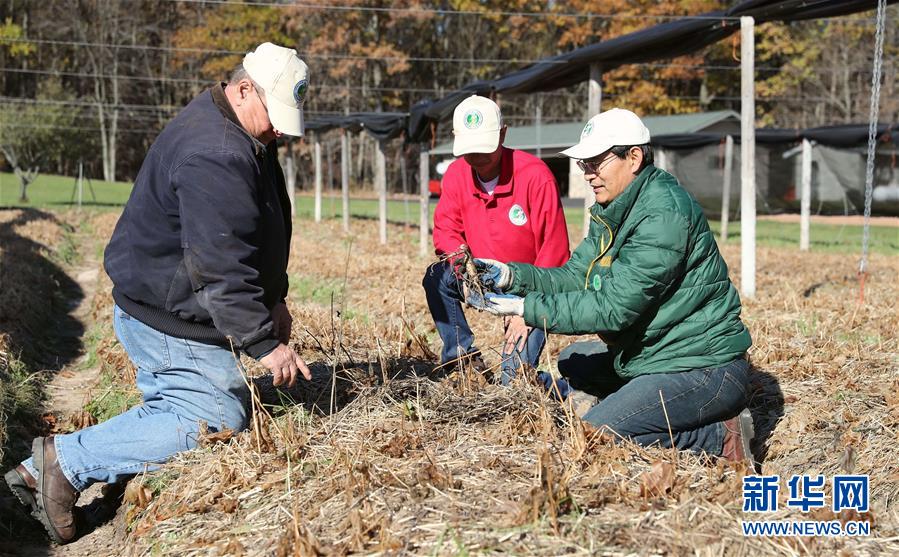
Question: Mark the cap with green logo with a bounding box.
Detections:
[452,95,503,157]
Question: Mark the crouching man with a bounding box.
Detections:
[4,43,312,543]
[423,95,569,383]
[471,109,755,467]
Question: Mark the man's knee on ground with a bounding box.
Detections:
[422,262,449,291]
[215,400,250,433]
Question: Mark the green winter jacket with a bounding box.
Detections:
[507,166,751,378]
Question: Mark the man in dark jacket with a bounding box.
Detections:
[471,109,755,468]
[3,42,310,544]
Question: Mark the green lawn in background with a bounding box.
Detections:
[0,171,133,207]
[3,173,896,255]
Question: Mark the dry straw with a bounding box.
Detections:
[83,220,897,555]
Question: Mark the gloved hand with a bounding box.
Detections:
[473,258,513,292]
[467,292,524,316]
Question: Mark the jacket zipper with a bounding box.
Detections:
[584,213,614,289]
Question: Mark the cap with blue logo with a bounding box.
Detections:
[243,42,309,137]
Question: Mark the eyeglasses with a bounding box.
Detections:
[254,87,269,113]
[577,153,617,175]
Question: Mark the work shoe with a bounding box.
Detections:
[4,464,39,516]
[722,408,756,472]
[32,437,80,544]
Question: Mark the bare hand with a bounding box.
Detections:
[259,343,311,387]
[503,315,530,355]
[270,302,293,344]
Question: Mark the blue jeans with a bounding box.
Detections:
[21,305,249,491]
[544,341,749,456]
[422,261,545,384]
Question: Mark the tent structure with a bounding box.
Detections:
[301,0,895,296]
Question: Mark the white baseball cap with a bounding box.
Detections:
[243,42,309,137]
[452,95,503,156]
[560,108,650,160]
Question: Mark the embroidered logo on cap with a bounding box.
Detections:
[581,121,594,138]
[293,80,308,104]
[508,204,527,226]
[463,109,483,129]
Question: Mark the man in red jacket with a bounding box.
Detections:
[423,95,570,383]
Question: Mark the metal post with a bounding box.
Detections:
[740,17,756,298]
[285,139,296,218]
[800,138,812,251]
[341,130,350,232]
[314,136,322,223]
[377,139,387,245]
[419,147,430,256]
[585,63,603,237]
[721,135,734,241]
[656,149,668,171]
[77,161,83,208]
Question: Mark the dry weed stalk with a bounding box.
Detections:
[74,220,897,556]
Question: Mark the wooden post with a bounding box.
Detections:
[535,99,542,159]
[377,139,387,245]
[313,136,322,223]
[326,138,334,216]
[740,16,756,299]
[285,140,296,218]
[419,147,430,256]
[341,130,350,232]
[720,135,734,241]
[800,138,812,251]
[584,63,603,237]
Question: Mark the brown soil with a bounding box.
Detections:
[759,213,899,227]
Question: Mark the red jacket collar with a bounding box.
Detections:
[467,147,514,200]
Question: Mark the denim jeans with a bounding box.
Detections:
[21,305,249,491]
[547,340,749,456]
[422,261,545,384]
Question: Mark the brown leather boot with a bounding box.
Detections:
[722,408,756,472]
[32,437,80,544]
[4,464,39,516]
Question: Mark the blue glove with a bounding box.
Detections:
[473,258,512,292]
[467,292,524,316]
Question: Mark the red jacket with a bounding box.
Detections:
[433,147,570,267]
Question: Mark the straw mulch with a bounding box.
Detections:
[96,219,896,555]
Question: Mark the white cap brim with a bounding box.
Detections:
[453,129,500,157]
[559,140,613,160]
[266,94,304,137]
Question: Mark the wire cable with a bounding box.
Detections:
[858,0,887,296]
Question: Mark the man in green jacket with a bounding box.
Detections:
[470,108,755,467]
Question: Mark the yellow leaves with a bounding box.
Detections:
[171,5,292,80]
[0,18,35,57]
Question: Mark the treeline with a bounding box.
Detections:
[0,0,896,187]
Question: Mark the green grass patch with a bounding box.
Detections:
[0,352,43,464]
[709,219,898,256]
[288,274,343,305]
[0,171,133,208]
[83,368,141,424]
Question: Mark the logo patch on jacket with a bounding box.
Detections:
[508,204,527,226]
[592,274,602,290]
[600,256,612,267]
